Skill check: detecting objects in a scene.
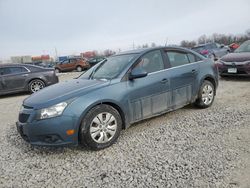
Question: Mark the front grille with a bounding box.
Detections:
[19,113,30,123]
[23,105,33,109]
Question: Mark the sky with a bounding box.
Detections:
[0,0,250,59]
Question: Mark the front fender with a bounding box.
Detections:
[64,96,128,140]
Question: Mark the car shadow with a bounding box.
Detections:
[0,92,30,99]
[220,76,250,82]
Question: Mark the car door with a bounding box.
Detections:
[126,50,171,122]
[1,66,29,92]
[69,59,77,70]
[164,50,200,109]
[60,60,71,71]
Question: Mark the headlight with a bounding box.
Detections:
[218,59,225,63]
[38,102,68,120]
[245,61,250,66]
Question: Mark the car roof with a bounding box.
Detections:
[0,63,26,68]
[115,46,196,56]
[193,43,216,48]
[0,63,43,69]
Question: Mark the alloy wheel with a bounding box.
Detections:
[30,80,45,93]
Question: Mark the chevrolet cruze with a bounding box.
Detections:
[17,47,218,150]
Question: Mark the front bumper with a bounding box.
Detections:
[218,64,250,76]
[16,113,79,146]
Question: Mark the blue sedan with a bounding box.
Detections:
[17,47,219,150]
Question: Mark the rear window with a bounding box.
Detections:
[166,51,201,67]
[166,51,190,67]
[187,53,196,63]
[192,46,205,51]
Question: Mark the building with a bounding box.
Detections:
[11,56,32,63]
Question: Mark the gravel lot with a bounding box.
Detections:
[0,73,250,187]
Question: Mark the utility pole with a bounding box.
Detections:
[55,47,58,61]
[165,38,168,46]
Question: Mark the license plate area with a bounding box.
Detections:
[228,68,237,73]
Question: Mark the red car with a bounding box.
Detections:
[229,43,240,51]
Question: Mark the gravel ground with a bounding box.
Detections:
[0,73,250,187]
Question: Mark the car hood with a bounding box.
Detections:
[221,52,250,62]
[24,79,110,109]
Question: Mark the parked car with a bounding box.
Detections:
[216,40,250,76]
[0,64,58,95]
[16,47,218,150]
[87,57,106,67]
[192,42,230,60]
[54,58,90,73]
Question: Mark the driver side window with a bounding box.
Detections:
[62,60,69,64]
[136,50,164,73]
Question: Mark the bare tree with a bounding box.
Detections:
[180,29,250,47]
[180,40,197,48]
[151,42,156,47]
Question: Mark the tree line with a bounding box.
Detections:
[94,29,250,57]
[180,29,250,48]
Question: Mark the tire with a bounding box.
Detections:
[55,68,60,73]
[79,104,122,150]
[76,66,83,72]
[29,79,45,93]
[194,80,215,108]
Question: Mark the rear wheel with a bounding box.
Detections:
[29,79,45,93]
[76,66,83,72]
[194,80,215,108]
[79,104,122,150]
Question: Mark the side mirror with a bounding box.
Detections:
[220,44,225,48]
[129,67,148,80]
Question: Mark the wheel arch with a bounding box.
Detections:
[76,100,128,136]
[200,75,217,95]
[26,77,46,90]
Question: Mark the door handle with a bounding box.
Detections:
[191,69,197,74]
[160,78,168,83]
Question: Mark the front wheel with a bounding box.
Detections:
[194,80,215,108]
[79,104,122,150]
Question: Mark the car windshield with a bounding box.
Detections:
[80,54,137,80]
[234,41,250,52]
